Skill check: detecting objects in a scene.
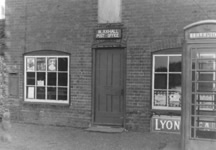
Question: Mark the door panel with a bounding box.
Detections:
[95,49,124,125]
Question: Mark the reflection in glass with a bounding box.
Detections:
[48,72,56,86]
[27,72,35,85]
[198,82,214,92]
[198,73,214,81]
[169,56,181,72]
[58,88,67,100]
[155,74,167,89]
[47,87,56,100]
[36,87,45,99]
[169,74,181,90]
[58,73,67,86]
[58,58,68,71]
[155,56,167,72]
[198,60,215,70]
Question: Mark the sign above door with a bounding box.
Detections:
[95,29,122,39]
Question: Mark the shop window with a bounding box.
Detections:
[98,0,121,23]
[24,53,69,104]
[152,54,182,110]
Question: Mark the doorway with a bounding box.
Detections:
[94,48,125,126]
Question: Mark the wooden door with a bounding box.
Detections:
[94,49,124,126]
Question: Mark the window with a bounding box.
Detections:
[24,54,69,104]
[98,0,121,23]
[152,54,182,110]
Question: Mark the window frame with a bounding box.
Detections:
[24,55,70,104]
[152,54,182,110]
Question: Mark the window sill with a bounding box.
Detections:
[23,100,70,107]
[151,109,181,116]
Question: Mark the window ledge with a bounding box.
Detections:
[23,101,70,107]
[151,109,181,116]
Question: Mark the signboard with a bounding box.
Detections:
[189,32,216,39]
[96,29,121,39]
[151,115,181,133]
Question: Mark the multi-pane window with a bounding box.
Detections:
[24,55,69,104]
[152,54,182,110]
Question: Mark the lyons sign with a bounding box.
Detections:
[151,115,181,133]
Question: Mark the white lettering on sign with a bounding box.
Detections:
[199,122,216,131]
[189,32,216,39]
[153,117,181,133]
[96,29,121,39]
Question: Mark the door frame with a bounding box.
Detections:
[92,47,126,127]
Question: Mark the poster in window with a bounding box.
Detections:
[48,58,56,71]
[27,87,35,99]
[154,91,166,106]
[199,94,214,110]
[37,58,46,71]
[168,91,181,107]
[26,58,35,71]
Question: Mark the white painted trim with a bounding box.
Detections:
[24,55,70,104]
[152,54,182,110]
[184,20,216,30]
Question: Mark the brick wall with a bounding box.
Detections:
[5,0,97,127]
[6,0,216,131]
[122,0,216,131]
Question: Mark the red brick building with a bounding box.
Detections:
[5,0,216,132]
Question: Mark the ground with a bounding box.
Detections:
[0,123,181,150]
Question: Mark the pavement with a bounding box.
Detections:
[0,122,181,150]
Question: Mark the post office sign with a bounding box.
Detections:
[95,29,121,39]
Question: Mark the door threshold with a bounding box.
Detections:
[85,125,126,133]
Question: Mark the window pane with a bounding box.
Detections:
[154,91,167,106]
[155,74,167,89]
[198,60,215,70]
[169,74,181,90]
[196,117,216,139]
[37,72,45,86]
[37,58,46,71]
[198,82,214,92]
[47,87,56,100]
[198,72,214,81]
[168,91,181,107]
[48,57,57,71]
[27,72,35,85]
[155,56,168,72]
[169,56,181,72]
[36,87,45,99]
[48,72,56,86]
[58,73,67,86]
[26,86,35,99]
[58,88,67,100]
[26,57,35,71]
[58,58,68,71]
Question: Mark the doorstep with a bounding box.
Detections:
[85,125,125,133]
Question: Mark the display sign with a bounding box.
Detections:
[151,115,181,133]
[189,32,216,39]
[96,29,121,39]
